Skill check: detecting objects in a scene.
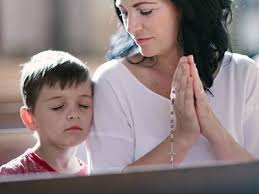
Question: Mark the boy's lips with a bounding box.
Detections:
[65,126,83,131]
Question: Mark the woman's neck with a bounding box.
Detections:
[155,47,183,77]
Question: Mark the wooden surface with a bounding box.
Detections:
[1,161,259,194]
[0,113,24,129]
[0,129,36,165]
[0,57,23,128]
[0,57,25,103]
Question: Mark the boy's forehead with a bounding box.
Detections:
[39,81,92,99]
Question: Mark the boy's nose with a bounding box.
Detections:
[67,109,80,120]
[67,115,80,120]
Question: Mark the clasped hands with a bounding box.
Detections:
[171,55,226,149]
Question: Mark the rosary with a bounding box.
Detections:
[169,89,176,166]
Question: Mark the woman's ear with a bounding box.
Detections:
[20,106,37,130]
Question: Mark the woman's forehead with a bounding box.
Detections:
[115,0,131,7]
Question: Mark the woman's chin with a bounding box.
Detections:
[139,50,156,58]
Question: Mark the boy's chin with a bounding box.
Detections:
[64,139,86,148]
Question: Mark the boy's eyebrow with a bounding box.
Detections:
[80,94,93,99]
[45,96,63,101]
[45,94,92,102]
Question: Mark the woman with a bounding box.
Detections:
[87,0,259,173]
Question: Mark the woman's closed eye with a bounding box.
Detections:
[138,9,153,16]
[119,8,153,21]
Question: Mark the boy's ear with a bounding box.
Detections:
[20,106,38,130]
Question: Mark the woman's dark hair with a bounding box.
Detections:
[107,0,233,90]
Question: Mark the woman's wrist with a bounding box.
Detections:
[208,127,254,161]
[173,129,199,164]
[201,116,227,147]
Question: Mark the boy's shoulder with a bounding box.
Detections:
[0,150,32,175]
[0,149,47,175]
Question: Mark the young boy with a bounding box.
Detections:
[0,50,93,175]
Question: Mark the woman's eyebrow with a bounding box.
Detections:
[132,2,157,8]
[116,1,157,8]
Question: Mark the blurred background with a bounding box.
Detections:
[0,0,117,129]
[0,0,259,128]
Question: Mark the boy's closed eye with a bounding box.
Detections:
[51,105,64,111]
[50,103,90,111]
[79,104,89,109]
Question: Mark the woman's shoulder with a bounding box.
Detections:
[220,52,259,86]
[223,52,255,68]
[221,52,258,76]
[93,59,126,82]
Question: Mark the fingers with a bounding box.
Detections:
[171,56,188,103]
[188,55,211,134]
[172,56,196,125]
[187,57,220,141]
[176,62,190,109]
[172,56,201,143]
[172,57,190,107]
[172,57,188,91]
[188,55,205,102]
[184,76,195,115]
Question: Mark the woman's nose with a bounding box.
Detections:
[126,14,143,36]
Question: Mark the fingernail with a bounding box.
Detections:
[190,55,194,62]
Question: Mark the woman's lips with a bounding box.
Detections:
[136,37,153,45]
[65,126,82,131]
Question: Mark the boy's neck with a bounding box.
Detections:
[32,143,81,174]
